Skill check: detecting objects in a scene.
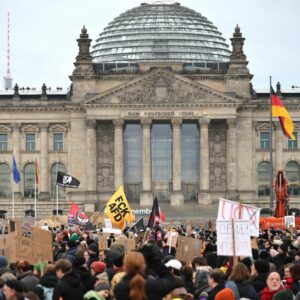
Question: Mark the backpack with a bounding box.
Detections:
[36,284,54,300]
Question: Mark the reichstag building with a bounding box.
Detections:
[1,1,300,218]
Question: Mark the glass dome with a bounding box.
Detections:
[92,1,231,64]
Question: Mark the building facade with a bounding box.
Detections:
[0,2,300,219]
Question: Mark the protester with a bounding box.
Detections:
[16,260,39,292]
[114,251,178,300]
[0,256,16,282]
[207,269,225,300]
[3,279,25,300]
[248,259,270,293]
[260,271,284,300]
[53,258,85,300]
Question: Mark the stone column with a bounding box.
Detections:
[39,123,50,200]
[198,118,211,204]
[170,118,184,206]
[140,118,153,206]
[86,120,97,203]
[12,123,21,197]
[275,124,284,171]
[226,119,238,200]
[113,119,124,189]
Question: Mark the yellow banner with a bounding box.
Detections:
[105,186,135,229]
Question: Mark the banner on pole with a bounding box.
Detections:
[217,198,260,237]
[216,220,252,257]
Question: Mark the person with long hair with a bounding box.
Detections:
[114,251,177,300]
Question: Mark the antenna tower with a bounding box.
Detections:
[3,12,13,90]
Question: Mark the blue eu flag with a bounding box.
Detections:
[13,157,21,184]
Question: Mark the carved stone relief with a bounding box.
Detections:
[115,74,207,104]
[97,122,114,191]
[209,120,227,191]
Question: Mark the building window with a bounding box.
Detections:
[181,123,199,201]
[124,123,142,202]
[288,132,298,149]
[0,163,10,197]
[260,132,270,149]
[285,161,300,196]
[257,161,271,196]
[0,134,8,151]
[151,123,172,201]
[51,163,66,197]
[26,133,35,151]
[24,163,37,197]
[53,133,63,151]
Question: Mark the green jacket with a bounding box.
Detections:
[83,290,105,300]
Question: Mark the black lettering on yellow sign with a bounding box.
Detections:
[108,197,131,223]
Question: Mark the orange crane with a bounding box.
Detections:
[274,170,289,218]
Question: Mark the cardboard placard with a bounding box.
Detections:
[176,236,202,263]
[2,227,53,264]
[113,237,136,253]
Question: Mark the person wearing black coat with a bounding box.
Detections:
[207,269,225,300]
[114,251,178,300]
[33,267,58,300]
[53,259,85,300]
[247,259,270,293]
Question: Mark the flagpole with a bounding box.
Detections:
[269,76,274,214]
[12,178,15,219]
[35,169,37,219]
[56,160,59,216]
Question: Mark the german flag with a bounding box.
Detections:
[271,87,295,140]
[35,159,39,184]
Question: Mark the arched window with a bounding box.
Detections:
[257,161,271,196]
[0,163,10,197]
[285,161,300,196]
[51,163,66,197]
[24,163,37,197]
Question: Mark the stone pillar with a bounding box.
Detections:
[86,120,97,204]
[226,119,238,200]
[275,124,284,171]
[140,118,153,206]
[170,118,184,206]
[198,118,211,204]
[113,119,124,189]
[12,123,21,197]
[39,123,50,200]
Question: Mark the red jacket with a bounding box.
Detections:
[260,286,284,300]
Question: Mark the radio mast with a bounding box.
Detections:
[3,12,13,90]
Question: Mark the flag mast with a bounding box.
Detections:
[56,155,59,216]
[269,76,274,213]
[12,174,15,219]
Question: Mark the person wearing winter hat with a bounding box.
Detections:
[91,262,106,276]
[70,233,79,242]
[0,256,16,282]
[3,279,24,299]
[215,287,235,300]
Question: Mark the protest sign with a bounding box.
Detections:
[217,198,260,237]
[176,236,202,262]
[285,215,295,228]
[216,220,252,257]
[105,218,112,229]
[21,216,35,233]
[3,227,53,264]
[113,237,136,253]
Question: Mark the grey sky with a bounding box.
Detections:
[1,0,299,90]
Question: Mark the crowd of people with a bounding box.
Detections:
[1,222,300,300]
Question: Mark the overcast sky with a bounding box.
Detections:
[1,0,299,90]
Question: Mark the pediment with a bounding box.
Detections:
[84,68,241,106]
[21,124,39,132]
[49,124,67,133]
[0,124,11,132]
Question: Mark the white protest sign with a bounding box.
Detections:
[102,228,122,234]
[217,198,260,237]
[216,220,252,257]
[105,218,112,229]
[285,216,295,228]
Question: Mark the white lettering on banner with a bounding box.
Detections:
[217,198,260,237]
[217,220,252,257]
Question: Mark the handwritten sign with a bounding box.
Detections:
[285,216,295,228]
[217,220,252,257]
[217,198,260,237]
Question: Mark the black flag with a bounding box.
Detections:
[147,197,160,229]
[56,171,80,188]
[128,217,144,234]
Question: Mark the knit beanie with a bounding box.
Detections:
[34,261,47,274]
[273,289,295,300]
[0,256,8,268]
[215,288,235,300]
[70,233,79,242]
[91,261,106,274]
